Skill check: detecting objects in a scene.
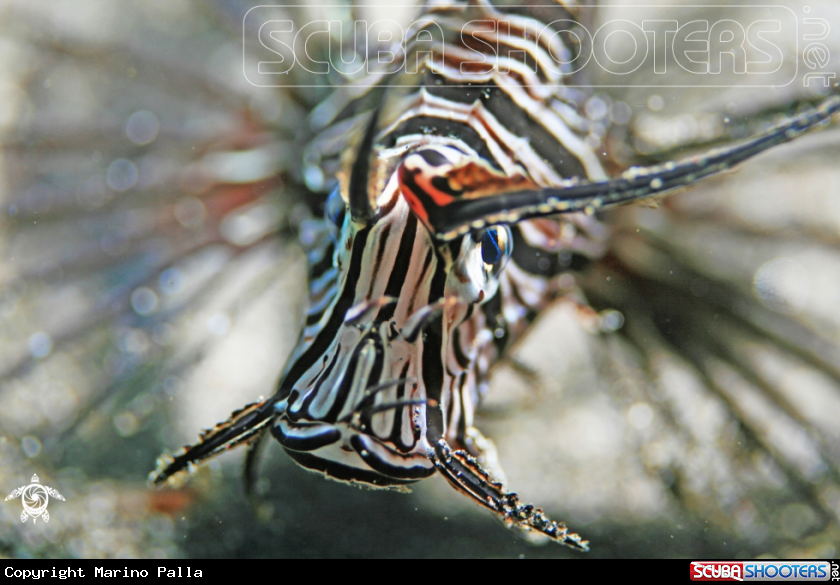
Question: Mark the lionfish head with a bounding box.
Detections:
[271,144,513,487]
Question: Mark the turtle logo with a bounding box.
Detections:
[5,474,65,523]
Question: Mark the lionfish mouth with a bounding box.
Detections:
[270,386,437,488]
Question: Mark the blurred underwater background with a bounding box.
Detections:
[1,0,840,558]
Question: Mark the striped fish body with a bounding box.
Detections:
[151,0,604,548]
[275,1,609,485]
[151,0,840,549]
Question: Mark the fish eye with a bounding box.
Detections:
[479,226,512,269]
[324,186,346,239]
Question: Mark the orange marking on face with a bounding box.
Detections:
[398,163,441,229]
[424,184,456,207]
[447,161,538,200]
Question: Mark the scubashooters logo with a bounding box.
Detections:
[244,4,800,88]
[5,474,65,524]
[691,561,838,582]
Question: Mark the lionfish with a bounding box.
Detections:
[2,0,839,557]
